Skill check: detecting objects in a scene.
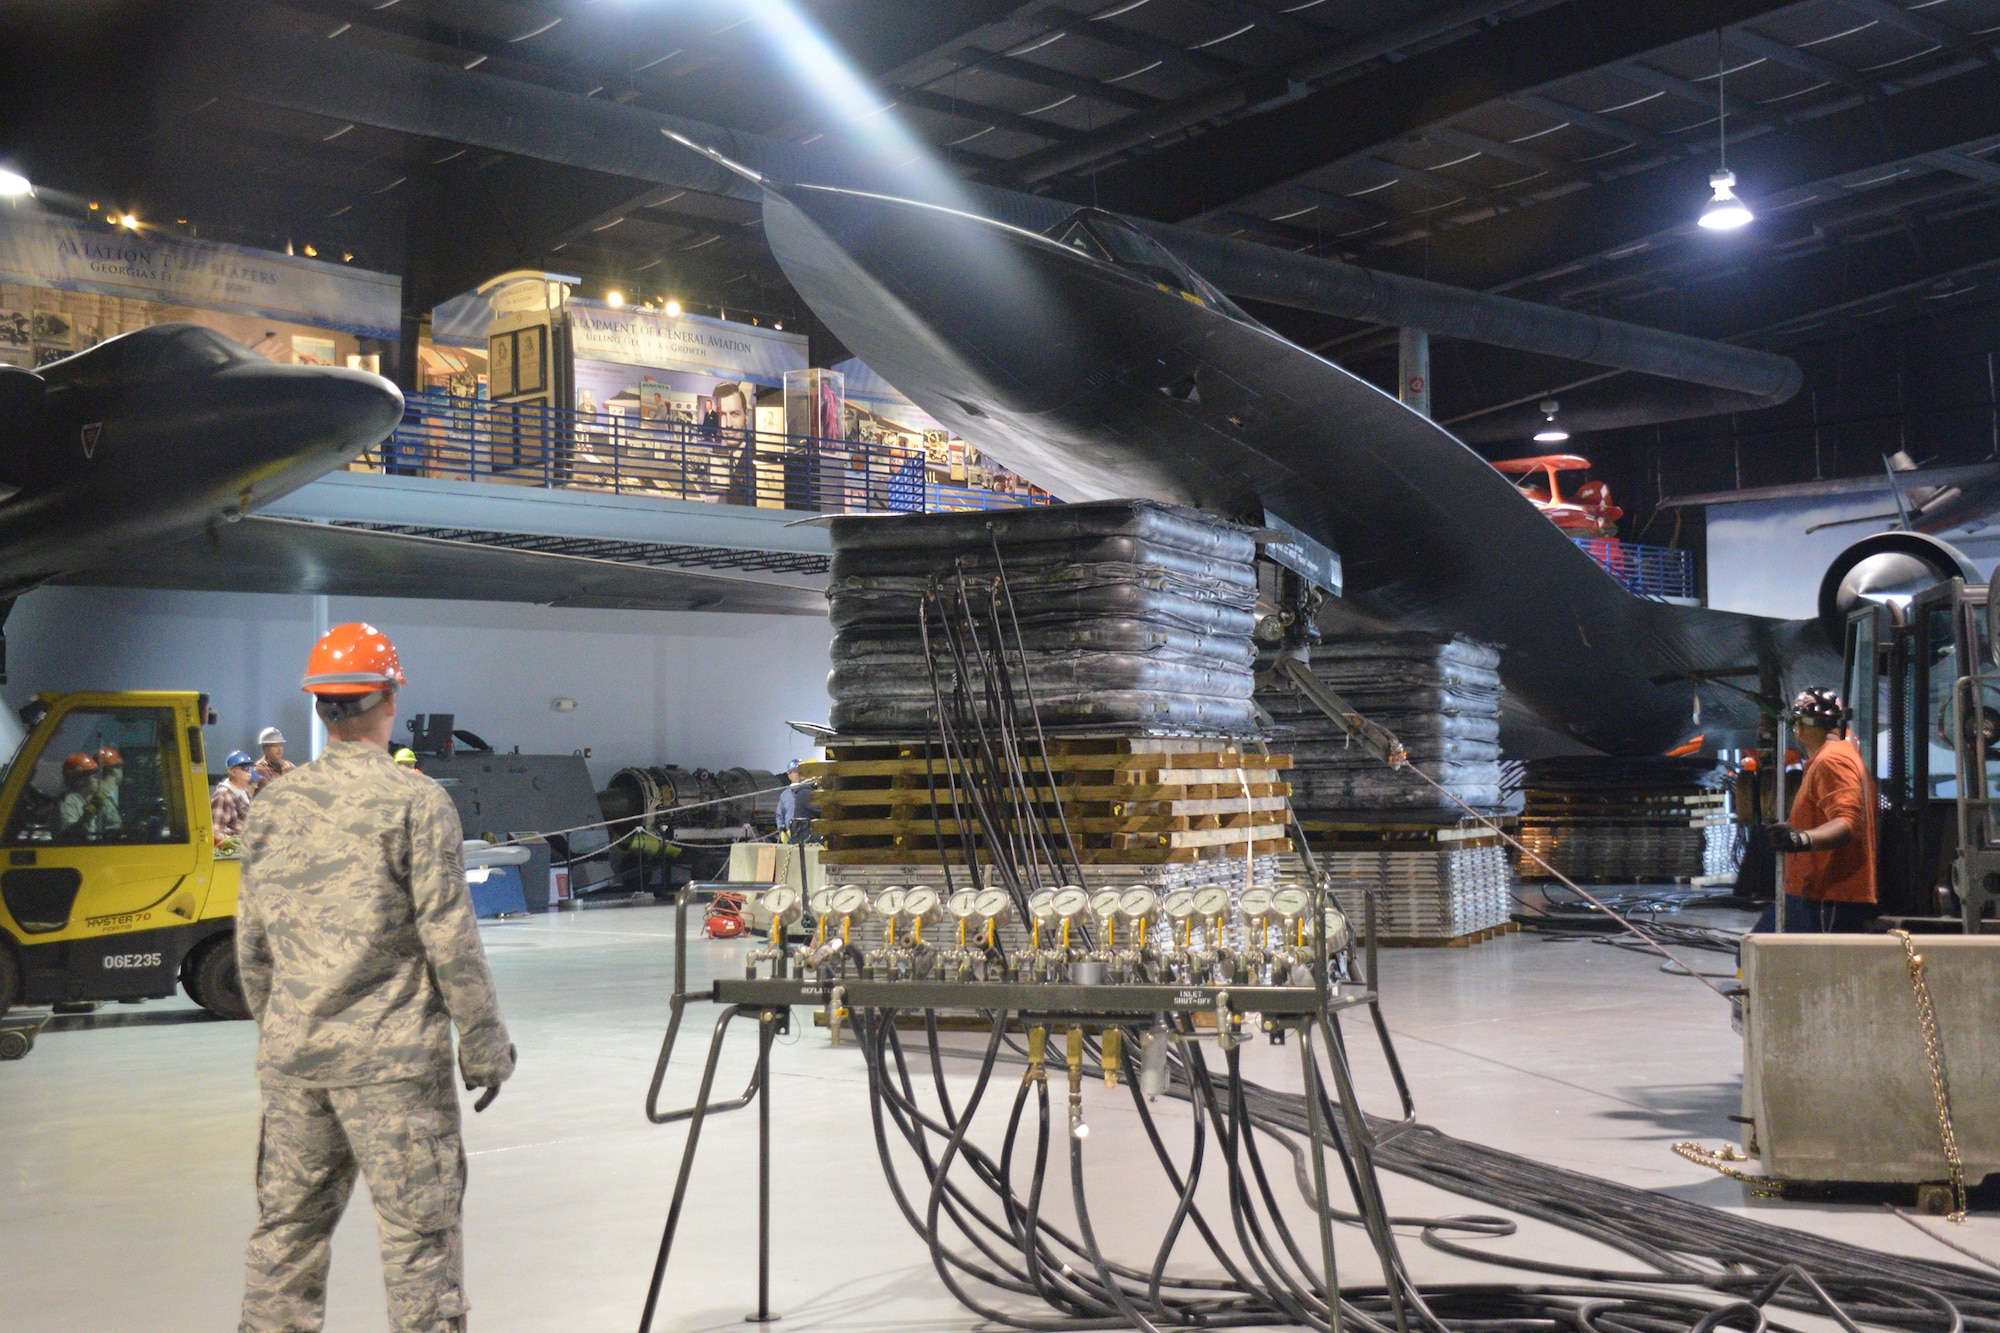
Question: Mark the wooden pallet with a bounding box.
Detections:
[812,734,1295,867]
[821,837,1294,866]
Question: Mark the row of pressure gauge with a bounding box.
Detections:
[746,880,1349,985]
[764,883,1334,933]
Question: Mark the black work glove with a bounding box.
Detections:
[466,1043,517,1112]
[1765,823,1811,852]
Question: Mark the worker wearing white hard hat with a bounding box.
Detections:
[252,726,296,791]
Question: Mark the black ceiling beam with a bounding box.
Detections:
[947,49,1159,111]
[1411,58,2000,294]
[892,85,1083,141]
[1680,199,2000,345]
[1060,0,1801,221]
[1035,6,1248,79]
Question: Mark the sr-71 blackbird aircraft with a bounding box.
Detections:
[0,322,821,672]
[748,175,1963,757]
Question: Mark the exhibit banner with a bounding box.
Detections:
[567,299,807,384]
[0,211,400,339]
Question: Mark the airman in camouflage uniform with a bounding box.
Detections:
[235,731,514,1332]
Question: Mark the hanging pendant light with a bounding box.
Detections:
[1700,169,1753,231]
[1698,31,1752,231]
[1533,398,1569,443]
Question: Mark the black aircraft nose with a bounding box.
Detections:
[311,365,406,453]
[205,359,405,506]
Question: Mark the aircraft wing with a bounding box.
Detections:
[758,183,1841,753]
[54,515,826,615]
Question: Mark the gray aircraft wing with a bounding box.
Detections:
[55,515,826,615]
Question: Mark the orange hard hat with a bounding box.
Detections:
[301,622,405,697]
[62,752,99,778]
[94,746,123,769]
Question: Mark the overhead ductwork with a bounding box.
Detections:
[190,7,1801,418]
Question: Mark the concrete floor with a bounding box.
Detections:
[3,905,1993,1332]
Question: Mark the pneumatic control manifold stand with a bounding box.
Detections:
[635,884,1418,1333]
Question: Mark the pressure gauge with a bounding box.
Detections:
[1028,889,1057,924]
[1089,889,1123,921]
[1191,886,1230,924]
[1271,887,1312,922]
[1319,905,1352,952]
[1050,886,1090,921]
[762,886,802,926]
[1118,887,1159,921]
[945,889,981,921]
[874,887,908,921]
[974,888,1012,924]
[830,885,871,920]
[1162,889,1197,921]
[903,886,943,924]
[1240,888,1274,920]
[809,887,838,918]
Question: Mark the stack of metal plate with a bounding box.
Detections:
[826,501,1260,737]
[1262,631,1514,823]
[1514,756,1730,883]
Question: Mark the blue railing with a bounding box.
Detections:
[1575,537,1696,600]
[361,392,1055,515]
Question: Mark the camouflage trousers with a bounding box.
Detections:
[240,1072,469,1333]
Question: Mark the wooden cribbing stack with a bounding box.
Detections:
[809,735,1293,866]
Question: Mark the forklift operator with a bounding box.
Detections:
[56,752,106,839]
[1760,687,1878,933]
[235,623,515,1333]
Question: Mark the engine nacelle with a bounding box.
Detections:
[1818,530,1978,634]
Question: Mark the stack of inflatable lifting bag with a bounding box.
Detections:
[1262,631,1514,821]
[826,501,1259,737]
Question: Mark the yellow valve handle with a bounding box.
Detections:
[985,919,997,948]
[1183,919,1192,950]
[1106,917,1115,950]
[1137,918,1147,950]
[886,919,897,947]
[958,919,968,949]
[1061,919,1071,951]
[841,916,851,947]
[911,918,922,948]
[1032,920,1042,950]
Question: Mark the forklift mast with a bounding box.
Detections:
[1844,580,2000,928]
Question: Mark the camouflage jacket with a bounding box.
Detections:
[236,741,515,1089]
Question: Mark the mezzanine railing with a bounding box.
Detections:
[361,392,1054,515]
[1574,536,1697,601]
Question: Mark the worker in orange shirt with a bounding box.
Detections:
[1758,687,1877,932]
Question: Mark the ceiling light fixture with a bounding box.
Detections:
[1533,398,1569,443]
[1697,31,1752,231]
[0,169,31,198]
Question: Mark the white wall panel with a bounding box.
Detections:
[1706,497,2000,619]
[6,587,832,783]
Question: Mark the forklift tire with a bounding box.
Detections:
[0,1029,27,1060]
[187,939,251,1021]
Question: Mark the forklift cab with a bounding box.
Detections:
[1843,580,2000,927]
[0,691,243,1016]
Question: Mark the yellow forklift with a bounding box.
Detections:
[0,690,246,1047]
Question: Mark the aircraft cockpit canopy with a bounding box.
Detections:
[1044,209,1247,320]
[39,323,250,393]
